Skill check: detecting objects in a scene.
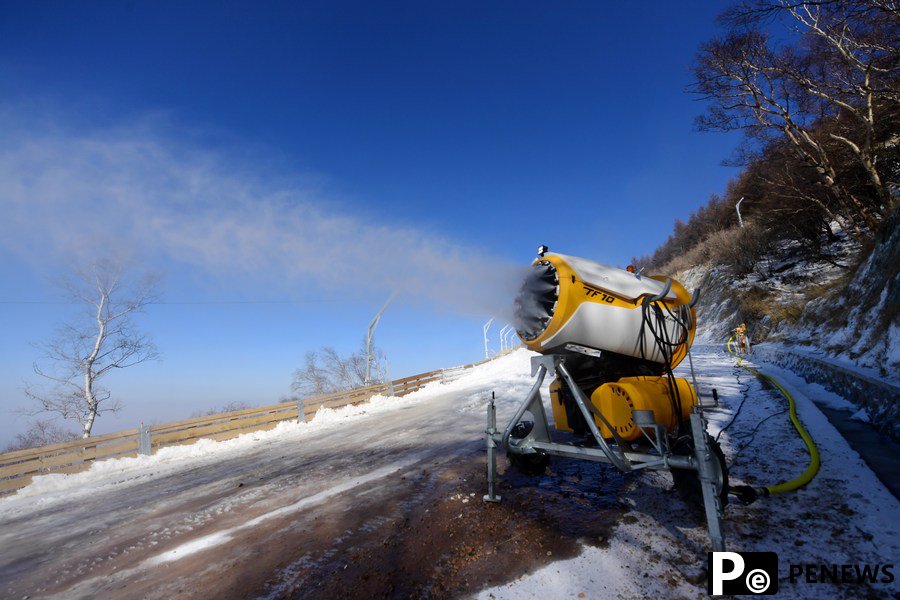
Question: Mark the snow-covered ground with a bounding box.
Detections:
[1,347,897,599]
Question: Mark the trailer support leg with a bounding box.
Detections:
[691,412,726,552]
[484,398,501,503]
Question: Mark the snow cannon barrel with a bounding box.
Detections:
[513,252,696,368]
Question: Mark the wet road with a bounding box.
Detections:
[0,352,623,599]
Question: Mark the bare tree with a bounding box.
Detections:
[692,0,899,232]
[26,259,161,438]
[291,342,384,397]
[190,401,253,418]
[776,1,899,212]
[4,419,79,452]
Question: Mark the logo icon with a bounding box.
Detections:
[708,552,779,595]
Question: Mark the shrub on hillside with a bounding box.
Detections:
[652,221,772,278]
[707,222,772,277]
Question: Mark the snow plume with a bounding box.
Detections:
[0,110,523,316]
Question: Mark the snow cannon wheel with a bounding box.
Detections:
[507,419,550,474]
[670,434,729,511]
[508,451,550,475]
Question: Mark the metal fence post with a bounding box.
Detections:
[384,352,395,396]
[138,423,151,456]
[483,318,494,359]
[735,196,745,228]
[298,398,307,423]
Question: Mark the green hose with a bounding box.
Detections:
[725,334,820,495]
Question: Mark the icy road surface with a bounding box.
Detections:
[1,348,898,599]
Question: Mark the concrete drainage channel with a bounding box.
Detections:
[752,344,900,500]
[815,404,900,499]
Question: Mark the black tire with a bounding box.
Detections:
[508,451,550,475]
[510,420,534,439]
[670,434,729,510]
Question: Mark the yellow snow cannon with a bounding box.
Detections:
[515,250,698,441]
[514,251,696,366]
[484,246,729,553]
[549,376,697,442]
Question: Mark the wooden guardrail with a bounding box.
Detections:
[0,429,140,494]
[0,357,489,495]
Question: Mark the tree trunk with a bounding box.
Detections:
[81,291,107,438]
[82,405,96,438]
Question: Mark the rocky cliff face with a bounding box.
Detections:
[675,210,898,382]
[782,209,900,381]
[679,266,740,344]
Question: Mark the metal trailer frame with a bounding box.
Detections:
[484,353,727,552]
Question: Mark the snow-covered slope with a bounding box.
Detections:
[678,214,898,382]
[779,212,900,380]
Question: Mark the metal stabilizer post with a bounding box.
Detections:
[556,361,631,471]
[501,359,550,450]
[484,396,501,503]
[690,411,726,552]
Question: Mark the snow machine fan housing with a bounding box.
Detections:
[513,252,697,367]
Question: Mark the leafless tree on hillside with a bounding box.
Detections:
[190,401,253,418]
[291,343,385,397]
[25,259,161,438]
[693,0,899,232]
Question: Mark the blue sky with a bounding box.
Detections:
[0,2,741,444]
